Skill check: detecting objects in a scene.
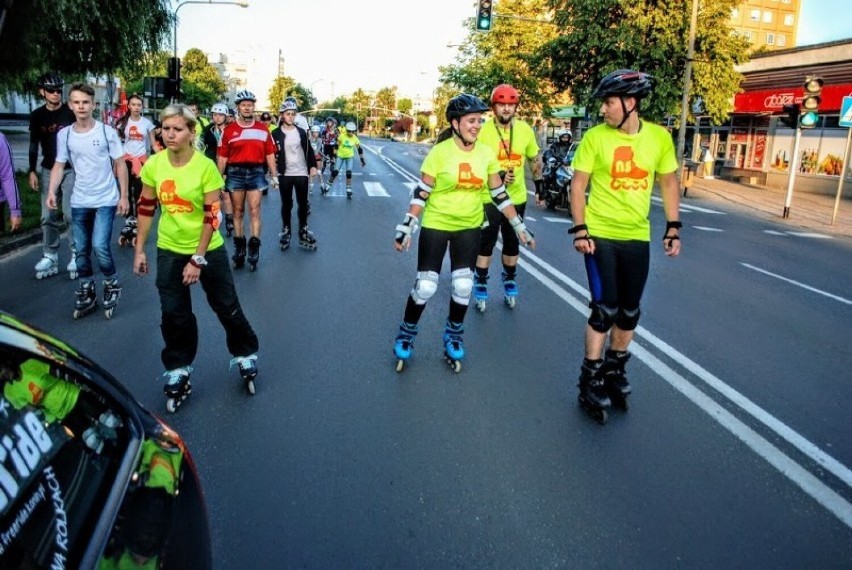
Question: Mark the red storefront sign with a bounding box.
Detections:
[734,84,852,114]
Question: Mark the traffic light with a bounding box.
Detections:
[779,104,800,128]
[166,57,181,100]
[475,0,493,32]
[799,76,822,129]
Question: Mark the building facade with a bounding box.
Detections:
[729,0,800,50]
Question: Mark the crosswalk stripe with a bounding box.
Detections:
[363,181,390,197]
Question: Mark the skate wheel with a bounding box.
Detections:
[104,307,114,320]
[246,379,256,395]
[396,359,405,373]
[447,359,462,373]
[505,296,516,309]
[614,394,630,411]
[73,309,82,319]
[118,236,126,246]
[249,264,257,272]
[166,398,178,413]
[475,300,486,313]
[131,237,137,246]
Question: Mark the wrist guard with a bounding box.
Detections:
[568,224,588,234]
[509,215,534,240]
[395,213,419,248]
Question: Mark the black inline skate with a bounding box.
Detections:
[225,213,234,237]
[247,236,261,271]
[232,236,247,269]
[163,366,192,413]
[73,280,98,319]
[279,227,291,251]
[118,217,137,247]
[102,278,122,319]
[577,358,612,424]
[299,226,317,250]
[230,354,258,394]
[601,350,632,411]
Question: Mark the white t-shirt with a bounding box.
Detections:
[122,116,155,157]
[56,121,123,208]
[282,127,308,176]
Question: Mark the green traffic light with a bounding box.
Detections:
[478,17,491,30]
[800,111,819,128]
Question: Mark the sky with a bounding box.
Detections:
[173,0,851,109]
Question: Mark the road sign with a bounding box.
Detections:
[839,96,852,128]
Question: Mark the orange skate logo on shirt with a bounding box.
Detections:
[128,125,144,142]
[456,163,484,190]
[28,382,44,405]
[496,146,523,170]
[158,180,194,214]
[610,146,649,191]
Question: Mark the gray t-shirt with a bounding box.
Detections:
[282,127,308,176]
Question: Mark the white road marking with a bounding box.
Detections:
[524,216,536,222]
[363,182,390,197]
[693,226,724,232]
[764,230,788,236]
[741,262,852,305]
[542,216,573,224]
[787,231,833,239]
[652,195,725,214]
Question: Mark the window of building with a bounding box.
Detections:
[763,11,773,23]
[777,34,786,46]
[766,33,775,45]
[784,14,794,26]
[750,9,761,21]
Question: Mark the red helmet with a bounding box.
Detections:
[491,84,519,105]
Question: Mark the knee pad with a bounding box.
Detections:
[451,268,474,305]
[411,271,439,305]
[345,169,352,179]
[615,307,641,331]
[587,302,618,333]
[331,168,339,177]
[479,223,500,256]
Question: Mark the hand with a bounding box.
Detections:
[46,191,57,210]
[9,215,22,231]
[394,213,418,252]
[503,170,516,185]
[28,172,38,191]
[520,231,536,250]
[269,177,280,191]
[663,232,681,257]
[572,232,595,255]
[133,251,148,276]
[182,262,202,286]
[535,193,545,208]
[116,196,130,216]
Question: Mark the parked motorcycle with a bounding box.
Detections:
[540,156,573,212]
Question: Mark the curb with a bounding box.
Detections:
[0,229,42,257]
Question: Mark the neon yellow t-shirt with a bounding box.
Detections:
[477,118,539,204]
[3,359,80,423]
[140,151,225,254]
[420,138,501,231]
[572,121,678,241]
[337,132,360,159]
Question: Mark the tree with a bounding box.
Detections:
[345,89,372,130]
[398,98,413,116]
[439,0,559,116]
[0,0,172,94]
[536,0,751,125]
[182,48,227,99]
[373,86,398,124]
[268,76,296,112]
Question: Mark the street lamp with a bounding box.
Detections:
[173,0,249,58]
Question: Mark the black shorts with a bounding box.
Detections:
[584,237,650,312]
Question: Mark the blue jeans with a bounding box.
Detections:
[225,165,267,191]
[71,206,118,281]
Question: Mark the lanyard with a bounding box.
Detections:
[494,120,513,160]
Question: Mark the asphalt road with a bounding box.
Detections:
[2,137,851,568]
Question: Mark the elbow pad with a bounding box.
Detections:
[489,184,512,212]
[410,180,433,208]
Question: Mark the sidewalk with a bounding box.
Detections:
[682,176,852,240]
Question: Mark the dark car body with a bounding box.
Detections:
[0,312,211,570]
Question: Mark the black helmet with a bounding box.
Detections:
[445,93,489,123]
[38,72,64,89]
[592,69,653,99]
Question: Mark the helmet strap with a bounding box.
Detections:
[616,96,639,131]
[451,124,474,148]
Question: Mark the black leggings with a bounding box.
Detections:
[402,227,480,325]
[584,237,650,317]
[126,160,142,218]
[279,175,310,230]
[479,202,525,257]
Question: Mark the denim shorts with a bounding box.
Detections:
[225,165,267,192]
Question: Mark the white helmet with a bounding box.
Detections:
[557,129,572,139]
[235,90,256,103]
[310,125,321,133]
[279,99,298,113]
[345,121,357,132]
[211,102,229,115]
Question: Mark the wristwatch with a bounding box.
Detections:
[189,254,208,268]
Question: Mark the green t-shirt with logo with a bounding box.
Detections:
[572,121,678,241]
[140,150,225,254]
[337,132,360,159]
[420,138,501,231]
[477,118,539,205]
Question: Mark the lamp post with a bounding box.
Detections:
[173,0,249,59]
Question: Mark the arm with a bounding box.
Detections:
[393,174,431,252]
[658,171,682,257]
[177,190,221,286]
[133,184,158,276]
[487,172,535,250]
[45,161,66,210]
[113,158,130,216]
[0,140,22,229]
[217,155,228,176]
[28,115,40,190]
[569,169,594,255]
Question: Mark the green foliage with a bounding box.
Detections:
[182,49,227,98]
[398,98,413,115]
[373,87,398,121]
[439,0,559,116]
[268,76,297,112]
[0,0,172,94]
[536,0,751,125]
[0,173,43,240]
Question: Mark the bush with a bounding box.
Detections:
[0,171,45,238]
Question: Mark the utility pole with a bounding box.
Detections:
[676,0,699,171]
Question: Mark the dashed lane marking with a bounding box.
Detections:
[741,262,852,305]
[693,226,724,232]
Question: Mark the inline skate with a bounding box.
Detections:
[232,236,247,269]
[393,321,418,372]
[67,255,78,280]
[247,236,261,271]
[577,358,612,424]
[225,214,234,237]
[473,273,488,313]
[102,278,122,319]
[279,227,291,251]
[346,185,352,199]
[118,217,137,247]
[299,227,317,251]
[34,253,59,279]
[443,320,465,373]
[501,270,518,309]
[73,280,98,319]
[163,366,192,413]
[601,350,632,411]
[82,410,122,453]
[230,354,258,394]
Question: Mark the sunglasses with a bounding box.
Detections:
[43,88,62,94]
